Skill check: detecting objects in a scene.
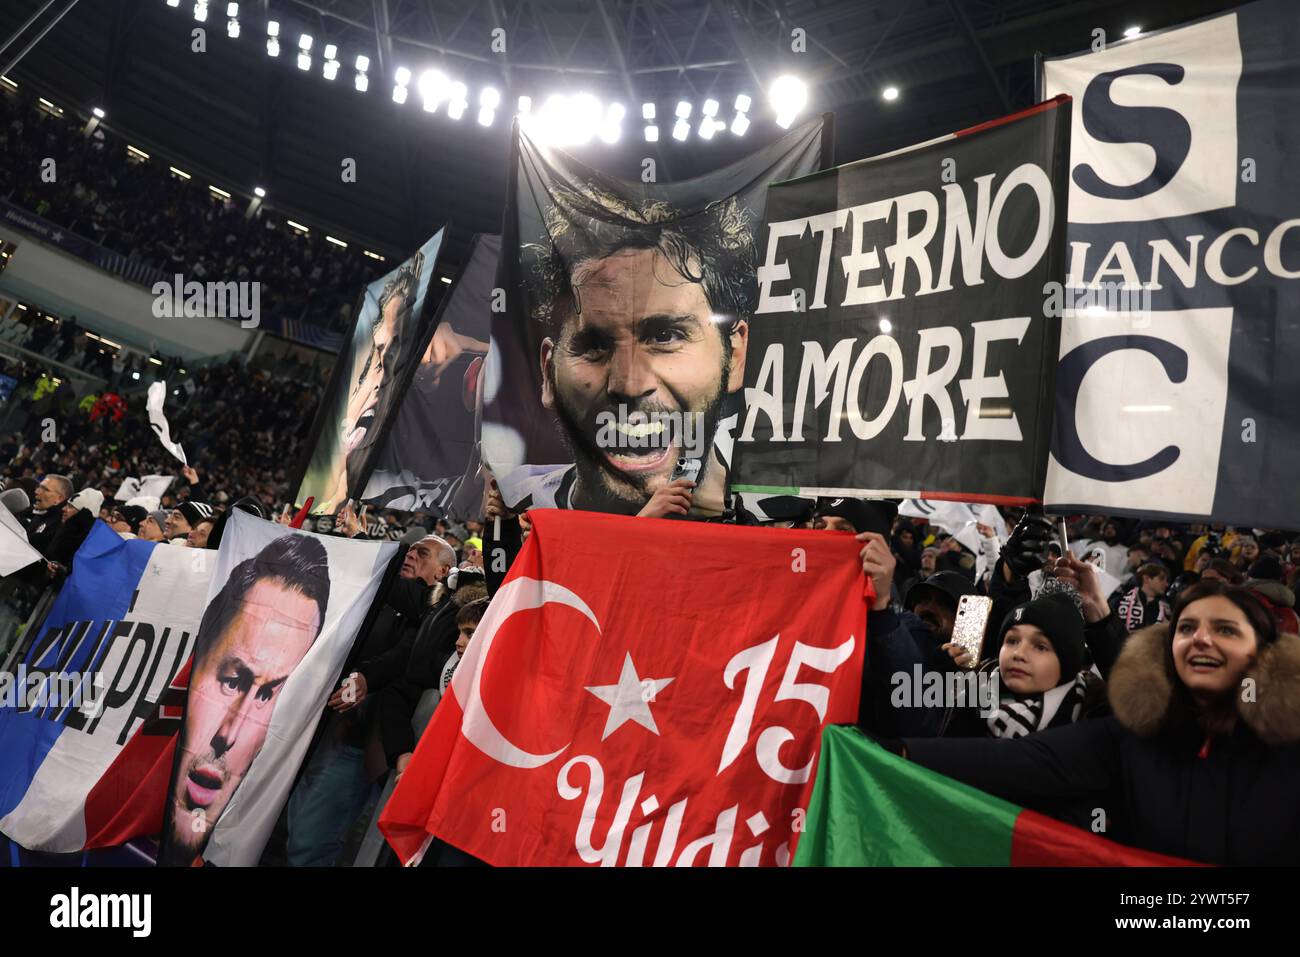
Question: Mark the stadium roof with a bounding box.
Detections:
[3,0,1236,273]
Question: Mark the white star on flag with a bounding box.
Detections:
[584,652,674,741]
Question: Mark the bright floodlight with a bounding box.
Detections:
[356,54,370,72]
[266,19,279,37]
[698,117,716,139]
[599,103,624,144]
[418,69,449,112]
[730,113,750,136]
[675,100,692,119]
[167,0,180,7]
[355,56,370,92]
[447,82,469,119]
[517,95,532,114]
[227,17,240,38]
[642,102,655,120]
[92,107,105,118]
[297,35,313,71]
[298,33,312,51]
[672,117,690,141]
[193,1,208,23]
[570,92,602,144]
[267,37,279,56]
[703,98,719,117]
[324,61,339,81]
[226,2,238,15]
[734,93,751,112]
[393,67,411,104]
[254,186,266,198]
[770,74,807,128]
[324,44,338,59]
[882,86,899,101]
[477,87,499,126]
[644,124,658,142]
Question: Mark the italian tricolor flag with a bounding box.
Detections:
[793,726,1199,866]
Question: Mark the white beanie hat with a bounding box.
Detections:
[70,488,105,515]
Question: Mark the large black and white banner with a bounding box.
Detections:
[361,233,499,516]
[1041,0,1300,527]
[158,510,396,866]
[731,98,1071,504]
[295,229,445,514]
[481,117,826,518]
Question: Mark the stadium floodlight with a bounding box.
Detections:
[355,55,370,92]
[297,34,313,71]
[734,93,751,113]
[1124,25,1142,38]
[225,2,238,37]
[92,107,105,118]
[599,101,625,142]
[254,186,266,197]
[418,69,449,112]
[393,66,411,104]
[702,98,719,117]
[323,44,340,81]
[226,2,238,15]
[266,19,279,36]
[447,82,469,119]
[266,19,280,56]
[882,86,899,101]
[478,86,500,126]
[675,100,692,119]
[193,2,207,24]
[568,92,602,144]
[167,0,180,7]
[642,102,655,120]
[644,124,658,142]
[517,95,532,114]
[698,117,716,139]
[672,117,690,141]
[770,74,807,128]
[730,113,750,136]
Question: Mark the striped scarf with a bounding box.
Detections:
[984,670,1093,739]
[1117,586,1169,633]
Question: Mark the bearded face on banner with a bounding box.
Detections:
[525,183,754,515]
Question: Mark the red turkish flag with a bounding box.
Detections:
[380,509,870,866]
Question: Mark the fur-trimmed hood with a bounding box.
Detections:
[1108,622,1300,745]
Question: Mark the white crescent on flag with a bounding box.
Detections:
[453,575,599,769]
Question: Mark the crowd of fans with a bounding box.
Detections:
[0,92,380,332]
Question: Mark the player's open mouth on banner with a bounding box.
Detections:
[345,406,377,454]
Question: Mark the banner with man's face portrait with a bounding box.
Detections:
[482,118,826,518]
[295,229,446,514]
[158,510,397,866]
[731,98,1071,504]
[361,233,500,516]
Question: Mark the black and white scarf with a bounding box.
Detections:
[984,670,1093,739]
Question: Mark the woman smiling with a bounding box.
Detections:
[901,580,1300,864]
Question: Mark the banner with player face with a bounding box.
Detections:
[158,510,396,866]
[295,229,445,514]
[360,233,500,517]
[730,98,1071,504]
[482,118,826,518]
[1040,0,1300,527]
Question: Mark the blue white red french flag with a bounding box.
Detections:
[0,522,213,852]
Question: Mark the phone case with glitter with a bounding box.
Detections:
[951,594,992,669]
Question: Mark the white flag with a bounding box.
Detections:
[146,381,187,465]
[0,508,42,577]
[114,474,176,502]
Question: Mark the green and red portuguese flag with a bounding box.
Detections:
[794,725,1199,866]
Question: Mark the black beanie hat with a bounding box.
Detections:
[177,501,214,526]
[815,497,898,536]
[999,594,1087,686]
[116,504,148,534]
[904,570,977,612]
